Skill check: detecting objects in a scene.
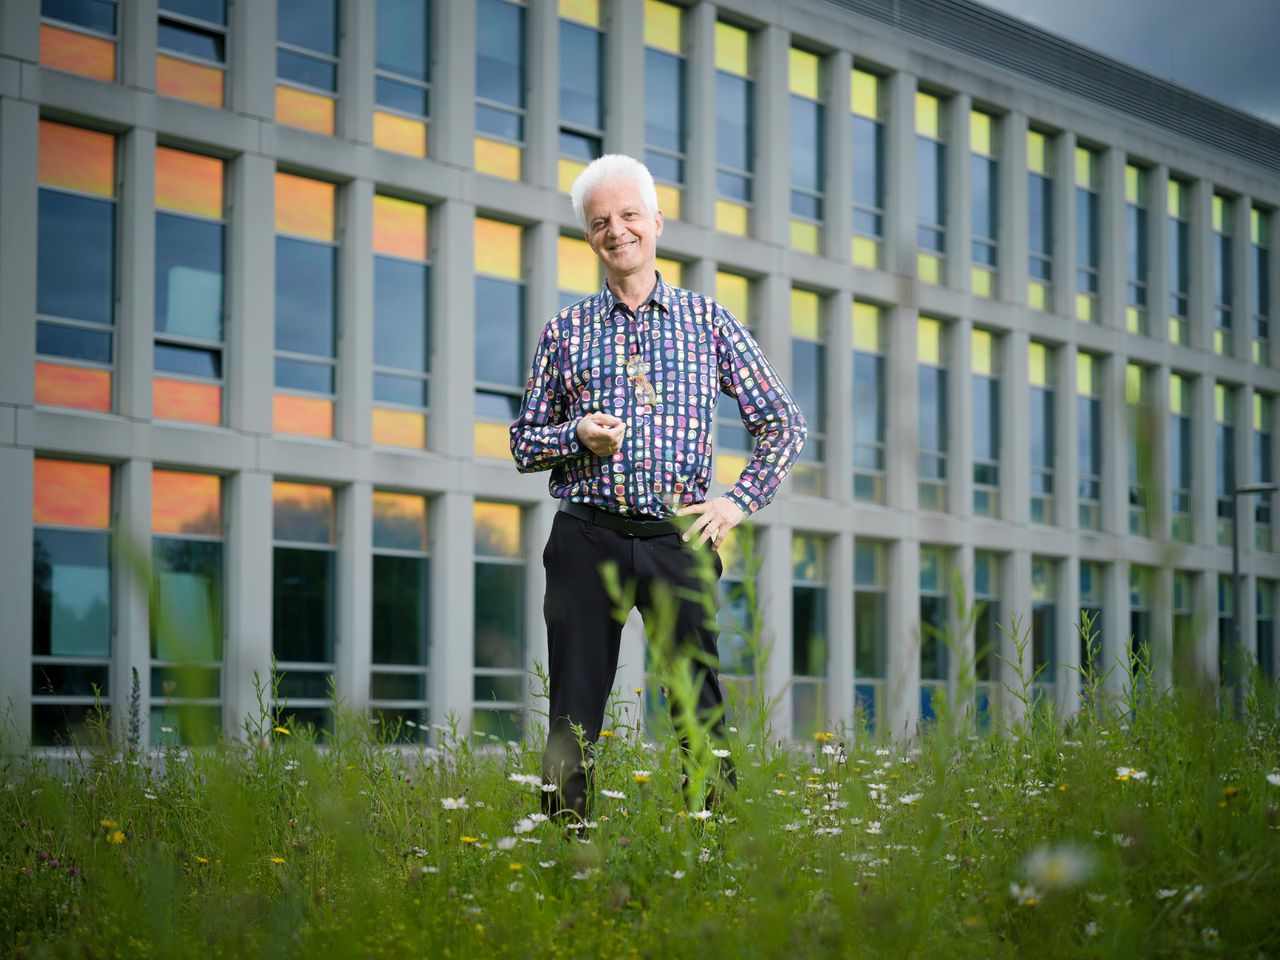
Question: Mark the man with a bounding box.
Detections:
[509,154,806,818]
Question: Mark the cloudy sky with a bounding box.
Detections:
[976,0,1280,125]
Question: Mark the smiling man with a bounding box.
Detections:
[510,154,806,819]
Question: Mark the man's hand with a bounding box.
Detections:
[677,497,746,551]
[576,412,625,456]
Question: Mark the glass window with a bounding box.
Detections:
[1170,373,1193,542]
[1032,557,1058,698]
[1125,164,1149,333]
[918,316,947,512]
[157,0,227,109]
[474,0,525,180]
[791,289,826,496]
[1258,580,1275,680]
[853,302,886,503]
[276,0,338,135]
[1216,383,1236,547]
[154,147,225,426]
[789,47,824,253]
[1167,179,1190,344]
[915,91,946,284]
[373,195,431,449]
[36,121,117,414]
[1172,570,1196,686]
[1129,565,1152,675]
[714,271,754,488]
[1126,364,1152,536]
[851,69,885,268]
[715,21,753,235]
[715,528,755,685]
[1076,353,1101,530]
[1213,195,1234,355]
[1078,560,1102,682]
[970,110,999,297]
[1255,394,1274,552]
[791,534,828,739]
[1252,208,1271,364]
[1218,575,1235,686]
[1075,146,1100,323]
[919,545,950,719]
[40,0,118,82]
[1027,129,1053,310]
[854,540,886,734]
[274,172,337,438]
[973,551,1001,728]
[372,491,430,741]
[1029,342,1055,525]
[474,502,525,740]
[971,329,1000,517]
[150,470,223,746]
[32,459,113,746]
[558,0,604,192]
[644,0,686,219]
[558,235,600,310]
[375,0,431,157]
[474,218,525,458]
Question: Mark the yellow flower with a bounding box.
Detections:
[194,855,209,865]
[1058,783,1070,792]
[813,731,835,742]
[509,863,523,872]
[269,856,286,864]
[633,688,643,696]
[273,726,291,736]
[633,773,651,784]
[599,730,615,738]
[107,830,126,844]
[99,818,118,829]
[461,836,479,844]
[1222,784,1240,798]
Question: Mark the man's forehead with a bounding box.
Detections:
[585,179,647,216]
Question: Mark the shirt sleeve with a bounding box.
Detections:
[509,317,585,473]
[715,304,808,515]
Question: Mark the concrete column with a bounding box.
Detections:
[115,460,152,743]
[1005,330,1030,525]
[1001,111,1029,304]
[224,471,274,739]
[226,154,275,436]
[1099,147,1125,329]
[1004,548,1031,723]
[0,99,37,409]
[887,305,919,512]
[0,447,34,746]
[117,127,156,421]
[683,0,716,230]
[337,177,374,445]
[1057,343,1079,534]
[231,0,276,120]
[824,49,853,264]
[685,256,715,303]
[433,0,476,169]
[827,289,854,504]
[0,0,38,62]
[1147,165,1170,343]
[1189,179,1215,354]
[761,524,793,738]
[432,200,476,457]
[947,93,971,292]
[755,24,789,247]
[526,0,558,192]
[951,318,974,518]
[430,492,475,735]
[828,530,855,730]
[338,0,374,144]
[1052,130,1077,321]
[1055,553,1079,719]
[1232,194,1252,364]
[528,221,559,356]
[121,0,157,90]
[886,538,920,740]
[884,71,916,278]
[1101,354,1128,537]
[604,0,644,159]
[335,481,372,707]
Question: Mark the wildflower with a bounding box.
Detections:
[671,870,685,879]
[1111,834,1135,848]
[273,726,291,736]
[1156,888,1179,899]
[1201,928,1219,946]
[1114,767,1147,781]
[441,797,470,810]
[601,789,625,800]
[194,855,209,865]
[599,730,615,738]
[541,783,559,793]
[107,830,126,844]
[633,687,643,695]
[461,836,479,844]
[421,865,438,874]
[721,888,737,897]
[572,869,596,880]
[99,819,119,829]
[865,822,882,835]
[698,847,712,862]
[632,770,652,783]
[712,748,731,759]
[899,793,923,806]
[875,748,890,757]
[813,731,835,742]
[1181,885,1204,907]
[1009,882,1040,906]
[691,809,713,821]
[1084,921,1101,939]
[496,838,517,851]
[512,818,536,834]
[268,856,285,864]
[508,773,542,787]
[1221,784,1240,799]
[1023,844,1095,890]
[508,862,523,872]
[529,813,548,823]
[538,860,556,868]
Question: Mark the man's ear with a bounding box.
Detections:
[654,210,664,237]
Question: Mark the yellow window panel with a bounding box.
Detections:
[789,48,819,99]
[1169,317,1186,344]
[374,111,428,158]
[34,458,111,529]
[969,111,993,157]
[1027,342,1048,388]
[852,303,881,352]
[373,491,429,551]
[1169,374,1185,414]
[1213,195,1231,234]
[275,172,335,241]
[715,22,749,76]
[156,147,224,219]
[1126,306,1145,334]
[276,85,335,136]
[791,220,820,253]
[654,183,681,219]
[475,137,522,180]
[39,120,115,196]
[790,289,821,340]
[1167,180,1186,217]
[153,377,221,425]
[971,266,994,298]
[373,408,428,449]
[475,501,523,558]
[474,421,513,459]
[152,471,222,535]
[475,218,523,279]
[273,394,334,438]
[852,235,880,269]
[558,235,599,295]
[373,194,429,261]
[917,317,941,365]
[35,362,111,412]
[971,329,993,376]
[655,256,682,287]
[716,453,749,488]
[272,482,335,544]
[644,0,682,53]
[1074,147,1096,188]
[716,272,750,327]
[1076,293,1096,323]
[917,252,941,285]
[716,199,749,236]
[558,157,587,194]
[559,0,600,27]
[1028,280,1049,311]
[1026,131,1048,175]
[915,92,940,139]
[1125,364,1145,405]
[1075,354,1095,397]
[851,69,880,119]
[1124,164,1146,205]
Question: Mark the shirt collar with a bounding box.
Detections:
[600,270,673,317]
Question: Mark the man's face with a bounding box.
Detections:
[582,177,664,283]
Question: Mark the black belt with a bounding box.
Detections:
[558,500,684,538]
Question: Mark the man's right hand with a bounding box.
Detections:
[576,412,626,456]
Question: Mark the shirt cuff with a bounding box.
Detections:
[726,484,758,517]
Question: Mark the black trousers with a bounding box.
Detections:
[540,509,737,817]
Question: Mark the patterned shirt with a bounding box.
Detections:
[509,272,806,518]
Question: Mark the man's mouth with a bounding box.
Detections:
[607,240,636,252]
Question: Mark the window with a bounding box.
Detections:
[852,302,886,503]
[716,530,755,685]
[916,91,946,284]
[274,172,338,438]
[154,147,225,426]
[276,0,339,135]
[1216,383,1236,546]
[375,0,431,157]
[1172,571,1196,686]
[157,0,227,108]
[971,329,1000,517]
[714,271,753,485]
[1078,560,1103,684]
[474,218,525,458]
[272,482,336,733]
[791,535,828,739]
[372,492,430,741]
[789,47,825,253]
[1029,342,1055,524]
[1214,195,1234,355]
[791,289,826,496]
[1130,565,1152,675]
[1170,373,1193,542]
[1076,353,1101,530]
[970,110,999,297]
[558,0,604,191]
[644,0,686,218]
[474,502,524,739]
[1031,558,1058,701]
[1075,146,1100,323]
[656,256,684,287]
[475,0,526,180]
[918,316,948,512]
[40,0,117,82]
[1126,364,1152,536]
[150,470,223,746]
[851,69,885,268]
[1258,581,1276,680]
[713,22,753,235]
[32,459,113,746]
[1027,130,1053,310]
[1125,164,1149,334]
[919,545,950,719]
[1253,208,1271,364]
[854,541,886,734]
[1168,179,1190,344]
[372,195,431,448]
[36,121,117,414]
[1256,394,1274,552]
[1218,575,1234,686]
[973,551,1001,728]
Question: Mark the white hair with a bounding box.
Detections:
[569,154,660,230]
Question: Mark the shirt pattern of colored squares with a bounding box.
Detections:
[475,0,526,181]
[157,0,227,109]
[558,0,604,192]
[371,491,430,742]
[644,0,686,219]
[276,0,339,135]
[715,21,753,236]
[36,120,117,414]
[154,146,226,426]
[475,218,527,458]
[509,272,806,519]
[374,0,431,158]
[32,459,113,747]
[373,195,432,449]
[40,0,117,82]
[789,48,824,254]
[274,172,338,438]
[851,69,885,268]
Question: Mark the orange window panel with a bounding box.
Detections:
[373,491,428,551]
[34,459,111,528]
[152,470,222,535]
[272,482,335,544]
[474,501,522,558]
[374,111,427,158]
[153,378,221,425]
[474,138,522,181]
[39,120,115,196]
[156,54,224,109]
[373,195,428,260]
[474,219,523,279]
[473,421,513,460]
[40,24,115,83]
[276,85,336,136]
[156,147,224,219]
[558,236,599,295]
[372,408,427,448]
[273,394,334,438]
[36,362,111,412]
[275,172,335,242]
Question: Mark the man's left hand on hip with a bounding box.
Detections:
[677,497,746,551]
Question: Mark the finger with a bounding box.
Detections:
[676,503,707,517]
[596,414,624,427]
[681,511,711,543]
[695,517,718,550]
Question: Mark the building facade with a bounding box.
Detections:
[1,0,1278,749]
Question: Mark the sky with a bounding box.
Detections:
[976,0,1280,125]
